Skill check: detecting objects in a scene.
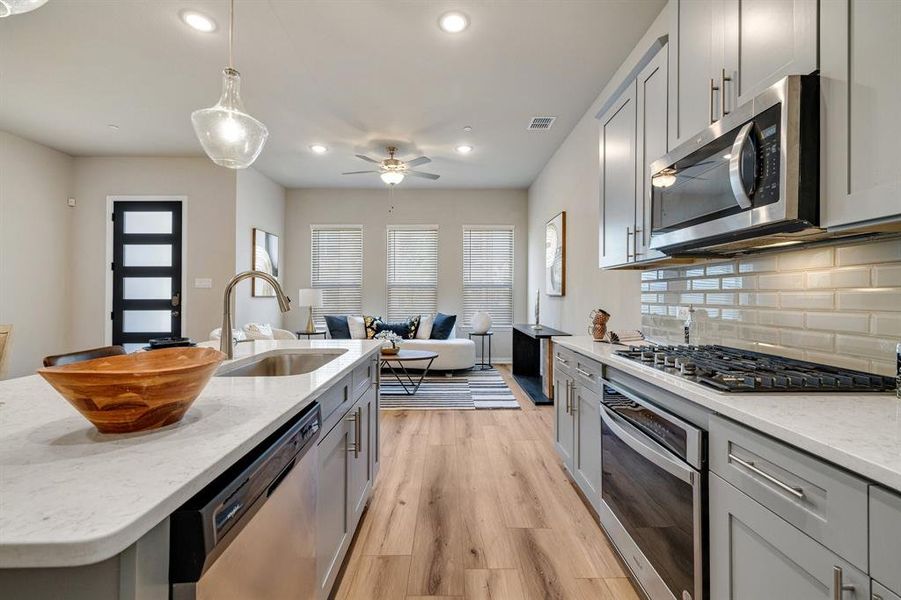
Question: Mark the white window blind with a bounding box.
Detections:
[386,226,438,321]
[311,226,363,326]
[463,227,514,327]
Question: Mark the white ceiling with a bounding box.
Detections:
[0,0,664,189]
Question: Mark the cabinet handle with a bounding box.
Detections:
[346,407,361,458]
[873,594,884,600]
[709,78,721,124]
[555,355,569,366]
[721,68,732,116]
[633,226,643,258]
[626,226,634,261]
[576,367,593,380]
[565,381,572,414]
[728,454,804,499]
[832,566,855,600]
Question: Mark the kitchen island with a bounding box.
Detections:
[0,339,382,599]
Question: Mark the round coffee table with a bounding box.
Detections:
[379,349,439,395]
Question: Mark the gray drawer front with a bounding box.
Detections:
[874,580,901,600]
[573,354,603,393]
[553,345,577,375]
[352,355,376,400]
[319,373,353,434]
[710,415,869,570]
[870,486,901,596]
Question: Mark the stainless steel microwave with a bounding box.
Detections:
[648,75,820,255]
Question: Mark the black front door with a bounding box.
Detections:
[112,201,182,351]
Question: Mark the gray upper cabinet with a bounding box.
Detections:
[821,0,901,229]
[669,0,817,142]
[670,0,718,145]
[635,44,669,263]
[710,473,870,600]
[599,82,637,269]
[722,0,817,108]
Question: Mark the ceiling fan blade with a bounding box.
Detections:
[404,156,431,168]
[342,170,379,175]
[354,154,382,164]
[406,171,440,180]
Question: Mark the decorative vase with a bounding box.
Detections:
[381,345,400,355]
[471,312,492,334]
[589,309,610,341]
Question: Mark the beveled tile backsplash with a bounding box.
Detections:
[640,238,901,376]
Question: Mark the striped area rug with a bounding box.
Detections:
[380,367,520,410]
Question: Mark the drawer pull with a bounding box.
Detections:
[555,355,569,365]
[576,367,593,379]
[346,407,361,458]
[832,566,855,600]
[728,453,804,499]
[873,595,884,600]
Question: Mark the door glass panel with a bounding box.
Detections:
[124,211,172,234]
[123,277,172,300]
[601,418,695,599]
[123,310,171,333]
[123,244,172,267]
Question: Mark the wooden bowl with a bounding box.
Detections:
[38,347,226,434]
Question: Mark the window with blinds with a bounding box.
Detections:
[386,226,438,321]
[310,226,363,326]
[463,227,514,327]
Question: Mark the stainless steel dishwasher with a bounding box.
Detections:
[169,402,321,600]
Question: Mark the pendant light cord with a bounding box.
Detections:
[228,0,234,69]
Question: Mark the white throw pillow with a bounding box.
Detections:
[347,316,367,340]
[416,314,434,340]
[210,328,246,341]
[243,323,274,340]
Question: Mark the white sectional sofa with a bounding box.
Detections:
[394,328,475,371]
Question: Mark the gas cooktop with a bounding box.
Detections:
[615,344,896,393]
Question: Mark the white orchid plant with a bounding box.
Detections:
[374,330,403,349]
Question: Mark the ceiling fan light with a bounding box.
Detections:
[380,171,405,186]
[0,0,49,17]
[455,144,473,154]
[191,68,269,169]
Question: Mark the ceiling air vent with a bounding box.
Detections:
[527,116,557,131]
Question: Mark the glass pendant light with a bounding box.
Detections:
[0,0,49,18]
[191,0,268,169]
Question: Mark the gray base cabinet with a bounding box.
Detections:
[710,473,869,600]
[553,346,603,513]
[317,356,379,600]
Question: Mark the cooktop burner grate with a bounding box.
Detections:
[614,344,896,393]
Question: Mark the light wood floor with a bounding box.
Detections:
[332,365,641,600]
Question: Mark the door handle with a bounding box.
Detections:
[171,292,181,307]
[709,78,721,124]
[721,68,732,116]
[728,453,804,499]
[729,122,756,209]
[346,407,361,458]
[832,566,855,600]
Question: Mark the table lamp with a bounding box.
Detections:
[298,288,323,334]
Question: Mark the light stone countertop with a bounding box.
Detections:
[556,336,901,492]
[0,339,381,569]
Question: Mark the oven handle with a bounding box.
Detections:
[729,122,755,209]
[600,404,695,485]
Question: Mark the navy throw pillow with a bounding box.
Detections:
[430,313,456,339]
[324,315,351,339]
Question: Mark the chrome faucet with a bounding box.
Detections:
[220,270,291,359]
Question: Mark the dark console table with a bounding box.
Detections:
[512,324,571,405]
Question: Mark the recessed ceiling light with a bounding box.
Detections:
[438,11,469,33]
[455,144,473,154]
[180,10,216,33]
[309,144,328,154]
[462,125,473,132]
[107,124,119,130]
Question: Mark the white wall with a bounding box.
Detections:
[527,5,672,336]
[70,157,236,348]
[235,168,286,328]
[284,188,528,361]
[0,131,74,378]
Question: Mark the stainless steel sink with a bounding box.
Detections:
[216,350,346,377]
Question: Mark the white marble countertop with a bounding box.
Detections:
[555,336,901,492]
[0,339,381,568]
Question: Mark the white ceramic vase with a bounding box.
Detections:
[471,312,492,334]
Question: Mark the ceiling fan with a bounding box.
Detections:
[342,146,440,185]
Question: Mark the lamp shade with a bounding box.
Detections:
[298,288,323,308]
